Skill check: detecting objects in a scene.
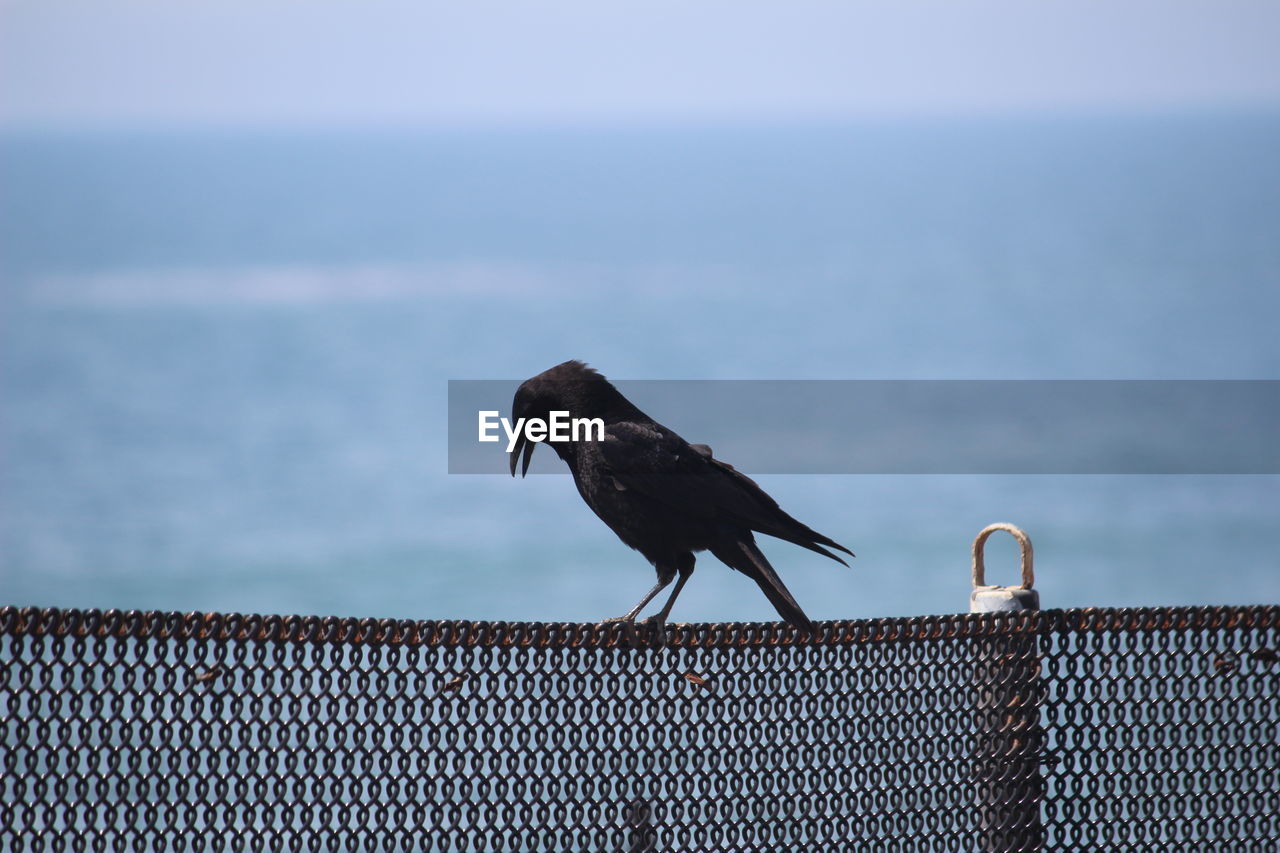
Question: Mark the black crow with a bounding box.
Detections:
[509,360,853,638]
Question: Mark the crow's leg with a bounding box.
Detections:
[618,579,672,622]
[599,559,681,644]
[600,577,671,625]
[638,553,696,634]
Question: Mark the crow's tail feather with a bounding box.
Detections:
[710,537,816,635]
[767,518,855,566]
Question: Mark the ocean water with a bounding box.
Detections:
[1,113,1278,624]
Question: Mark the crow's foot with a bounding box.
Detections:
[637,615,669,648]
[597,615,668,648]
[597,615,640,646]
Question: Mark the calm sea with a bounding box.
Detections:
[2,113,1278,623]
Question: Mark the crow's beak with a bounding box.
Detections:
[509,433,536,478]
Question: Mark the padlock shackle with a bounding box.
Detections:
[972,523,1035,590]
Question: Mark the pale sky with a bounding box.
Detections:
[2,0,1279,128]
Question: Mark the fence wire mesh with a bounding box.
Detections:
[1,605,1277,852]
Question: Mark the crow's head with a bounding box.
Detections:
[509,360,628,477]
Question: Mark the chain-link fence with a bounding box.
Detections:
[2,604,1277,852]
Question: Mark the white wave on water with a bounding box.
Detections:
[23,262,568,306]
[20,261,757,307]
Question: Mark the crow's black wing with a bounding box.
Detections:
[599,422,853,564]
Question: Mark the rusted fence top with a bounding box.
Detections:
[3,604,1276,650]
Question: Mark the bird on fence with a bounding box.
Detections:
[509,360,853,641]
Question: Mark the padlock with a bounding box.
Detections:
[970,523,1039,613]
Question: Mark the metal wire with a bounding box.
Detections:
[2,605,1277,851]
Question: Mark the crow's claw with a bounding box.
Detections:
[597,615,640,646]
[637,615,669,648]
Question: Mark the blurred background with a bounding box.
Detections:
[1,0,1278,623]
